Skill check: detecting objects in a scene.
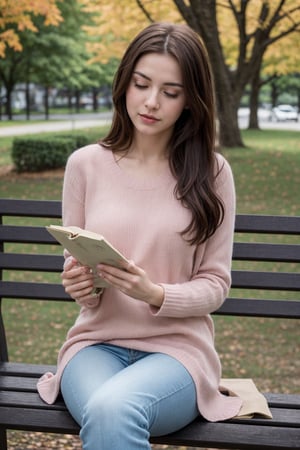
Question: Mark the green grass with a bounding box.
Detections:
[1,128,300,448]
[223,129,300,215]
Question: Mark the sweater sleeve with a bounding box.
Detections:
[154,157,236,318]
[62,149,86,229]
[61,148,101,309]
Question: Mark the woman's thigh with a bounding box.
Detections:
[61,344,198,436]
[106,351,199,436]
[61,343,128,424]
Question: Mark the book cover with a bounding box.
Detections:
[46,225,128,289]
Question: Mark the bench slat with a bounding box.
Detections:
[233,242,300,263]
[232,270,300,290]
[2,226,300,263]
[151,420,300,449]
[0,253,63,272]
[265,393,300,409]
[1,198,299,234]
[1,369,299,409]
[3,260,299,291]
[216,298,300,318]
[1,281,299,318]
[1,390,299,427]
[0,199,61,218]
[1,389,299,428]
[0,281,70,301]
[0,405,299,449]
[2,271,300,293]
[0,225,58,244]
[235,214,300,234]
[0,362,56,377]
[0,377,38,392]
[1,243,299,267]
[0,406,79,434]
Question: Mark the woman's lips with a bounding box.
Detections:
[139,113,160,124]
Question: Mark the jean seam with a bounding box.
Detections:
[142,377,196,434]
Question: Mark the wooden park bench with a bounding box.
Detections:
[0,198,299,449]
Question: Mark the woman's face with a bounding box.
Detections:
[126,52,187,140]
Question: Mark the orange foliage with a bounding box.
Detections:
[0,0,63,57]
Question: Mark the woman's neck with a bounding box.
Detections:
[128,132,170,162]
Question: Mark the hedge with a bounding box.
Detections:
[12,134,90,173]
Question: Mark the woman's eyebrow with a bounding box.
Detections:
[133,71,183,88]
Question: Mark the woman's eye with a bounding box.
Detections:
[134,83,148,89]
[164,91,179,98]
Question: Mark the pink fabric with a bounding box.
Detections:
[37,144,242,422]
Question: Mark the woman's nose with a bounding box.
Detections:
[145,89,159,109]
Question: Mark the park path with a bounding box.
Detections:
[0,112,113,137]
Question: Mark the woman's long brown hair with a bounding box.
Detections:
[101,22,224,246]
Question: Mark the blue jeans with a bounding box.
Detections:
[61,343,198,450]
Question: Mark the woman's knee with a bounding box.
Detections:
[81,390,151,449]
[83,388,148,429]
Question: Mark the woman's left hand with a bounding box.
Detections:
[97,260,164,307]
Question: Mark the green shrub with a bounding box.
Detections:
[57,134,90,149]
[11,134,90,173]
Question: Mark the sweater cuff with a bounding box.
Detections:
[149,282,224,318]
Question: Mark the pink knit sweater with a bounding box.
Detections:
[37,144,242,422]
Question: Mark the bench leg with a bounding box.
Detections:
[0,428,7,450]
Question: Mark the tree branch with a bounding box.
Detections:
[267,3,300,31]
[135,0,154,23]
[172,0,200,33]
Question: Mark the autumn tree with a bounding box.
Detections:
[0,0,96,119]
[87,0,300,147]
[170,0,300,146]
[0,0,63,118]
[0,0,62,57]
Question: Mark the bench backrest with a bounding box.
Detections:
[0,198,299,362]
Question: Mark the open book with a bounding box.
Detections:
[46,225,128,290]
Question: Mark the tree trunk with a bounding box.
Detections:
[248,68,260,129]
[75,90,80,113]
[173,0,245,147]
[67,90,73,111]
[25,81,30,121]
[0,84,2,120]
[270,80,279,108]
[218,99,243,148]
[5,89,12,120]
[44,86,49,120]
[92,88,98,112]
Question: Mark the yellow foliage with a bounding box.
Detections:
[217,0,300,70]
[264,32,300,75]
[0,0,62,57]
[84,0,299,68]
[83,0,182,62]
[0,29,22,58]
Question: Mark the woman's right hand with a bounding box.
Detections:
[61,256,96,304]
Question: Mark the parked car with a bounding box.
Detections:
[270,104,299,122]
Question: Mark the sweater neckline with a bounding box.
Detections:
[105,147,175,190]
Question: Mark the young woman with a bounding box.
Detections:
[38,22,242,450]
